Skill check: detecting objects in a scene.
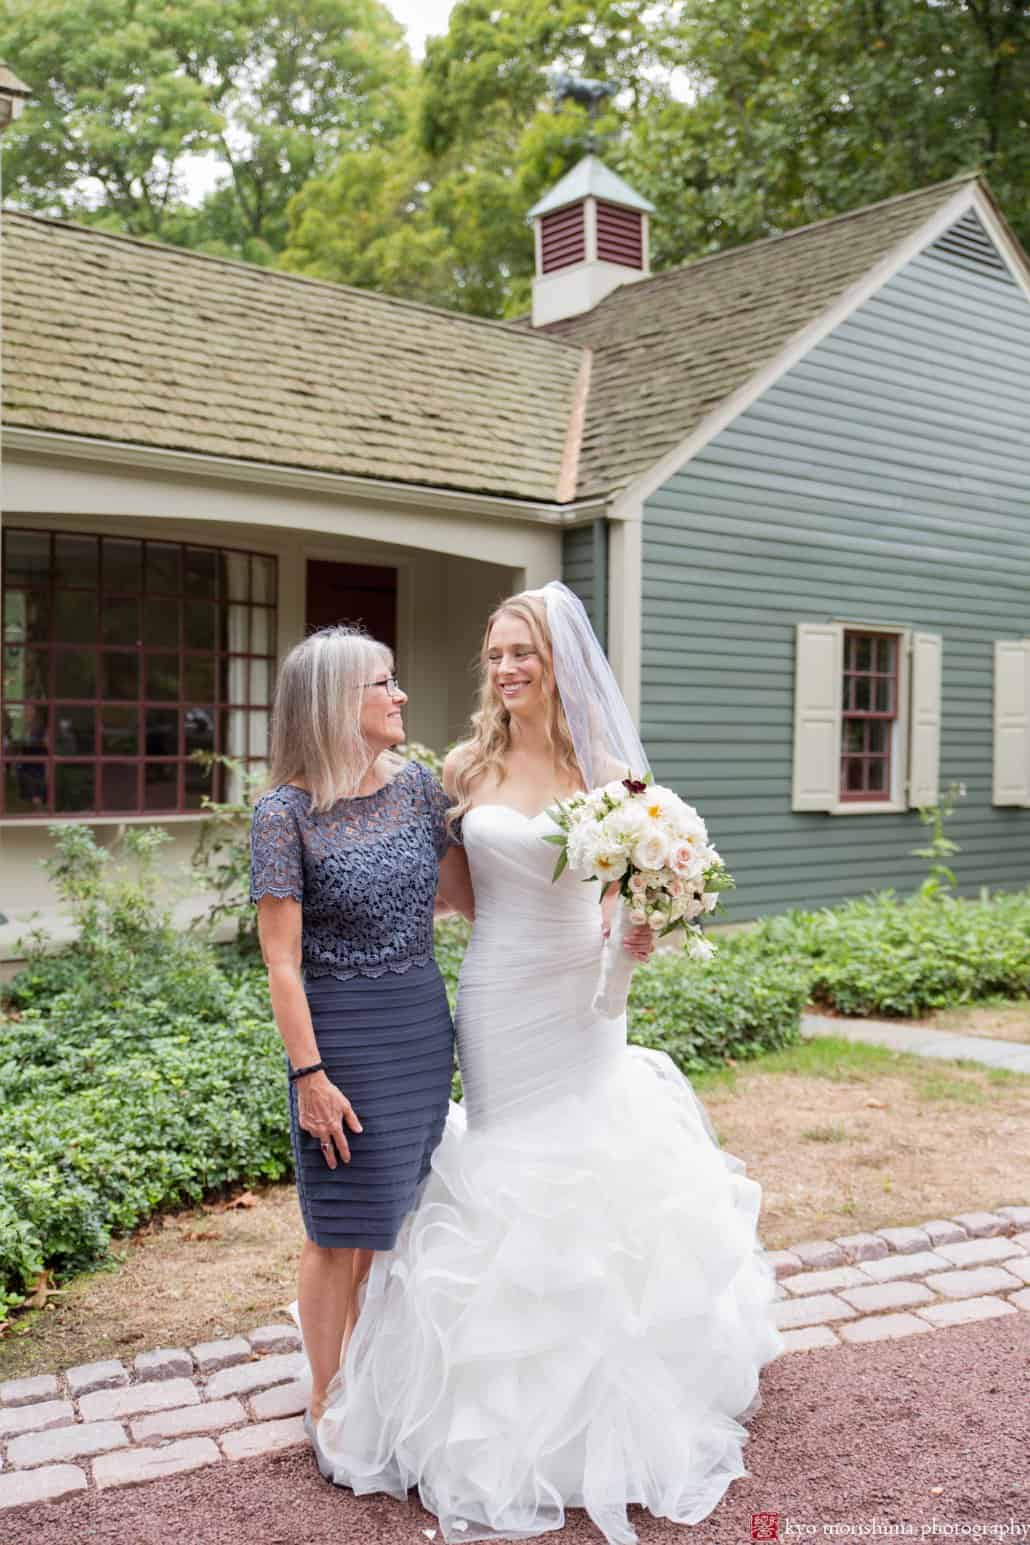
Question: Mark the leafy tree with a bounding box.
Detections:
[0,0,412,260]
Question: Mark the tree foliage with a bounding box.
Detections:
[3,0,1028,304]
[0,0,412,261]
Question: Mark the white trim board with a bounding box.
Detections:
[608,183,982,520]
[2,427,608,528]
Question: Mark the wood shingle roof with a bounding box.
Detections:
[527,176,983,500]
[2,213,586,503]
[4,175,991,506]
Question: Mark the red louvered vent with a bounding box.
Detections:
[540,203,586,273]
[596,201,643,269]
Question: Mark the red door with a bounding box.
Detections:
[305,561,397,654]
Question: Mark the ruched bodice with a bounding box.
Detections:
[456,805,623,1131]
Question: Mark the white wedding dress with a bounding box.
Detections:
[315,805,784,1543]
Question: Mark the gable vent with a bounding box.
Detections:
[929,211,1013,284]
[596,201,643,269]
[540,204,586,274]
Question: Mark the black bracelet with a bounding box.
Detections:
[288,1060,325,1083]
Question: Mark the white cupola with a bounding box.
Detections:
[528,154,655,327]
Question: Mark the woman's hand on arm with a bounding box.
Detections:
[257,896,362,1168]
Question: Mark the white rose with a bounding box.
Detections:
[601,802,648,848]
[702,891,720,912]
[687,933,716,963]
[647,913,666,931]
[602,779,630,803]
[631,830,670,872]
[592,850,628,884]
[628,872,647,894]
[629,906,647,925]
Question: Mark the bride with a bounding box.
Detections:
[312,582,783,1544]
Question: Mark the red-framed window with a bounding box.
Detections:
[840,630,898,802]
[1,529,276,818]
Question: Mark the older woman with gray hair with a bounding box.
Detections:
[249,625,473,1435]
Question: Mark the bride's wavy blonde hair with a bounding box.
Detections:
[446,591,581,828]
[266,626,404,812]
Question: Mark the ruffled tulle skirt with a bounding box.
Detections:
[309,1043,783,1544]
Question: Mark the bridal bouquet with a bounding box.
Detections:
[545,776,735,1018]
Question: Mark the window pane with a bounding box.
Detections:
[221,707,247,759]
[854,636,872,671]
[250,607,273,656]
[54,534,98,588]
[145,708,178,756]
[102,538,142,593]
[146,542,180,593]
[55,648,97,698]
[853,677,871,712]
[868,721,887,754]
[250,658,272,706]
[144,762,178,811]
[843,719,864,753]
[184,600,216,650]
[5,703,49,753]
[184,754,215,810]
[101,596,140,646]
[252,555,275,605]
[4,760,49,813]
[55,706,95,756]
[184,547,217,599]
[875,677,893,712]
[57,763,96,813]
[102,706,139,755]
[184,654,215,700]
[100,763,138,812]
[184,706,215,756]
[3,590,50,644]
[867,759,887,792]
[101,651,140,701]
[224,658,248,705]
[143,600,179,649]
[54,590,98,645]
[225,604,249,653]
[146,653,179,701]
[876,638,893,672]
[224,553,250,603]
[5,530,50,585]
[845,759,864,792]
[248,709,269,760]
[5,646,49,700]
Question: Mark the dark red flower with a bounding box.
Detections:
[622,778,647,794]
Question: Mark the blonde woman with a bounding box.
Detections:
[315,585,782,1544]
[249,626,472,1437]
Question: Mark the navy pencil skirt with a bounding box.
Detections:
[290,962,455,1251]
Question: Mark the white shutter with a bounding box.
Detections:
[993,641,1030,806]
[792,624,842,811]
[907,632,942,808]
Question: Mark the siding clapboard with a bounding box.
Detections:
[641,218,1030,919]
[562,520,608,647]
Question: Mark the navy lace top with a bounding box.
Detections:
[249,760,456,982]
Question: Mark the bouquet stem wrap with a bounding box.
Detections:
[593,899,636,1019]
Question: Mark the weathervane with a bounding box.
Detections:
[548,72,618,153]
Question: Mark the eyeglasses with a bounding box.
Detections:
[362,675,402,696]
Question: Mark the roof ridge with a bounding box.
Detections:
[573,171,984,308]
[2,206,586,357]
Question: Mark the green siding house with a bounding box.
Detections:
[3,158,1029,928]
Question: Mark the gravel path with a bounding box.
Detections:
[11,1313,1029,1545]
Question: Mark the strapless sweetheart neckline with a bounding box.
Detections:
[465,802,556,824]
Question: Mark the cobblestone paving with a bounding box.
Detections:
[2,1206,1028,1512]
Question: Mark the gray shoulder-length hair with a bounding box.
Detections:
[266,626,404,811]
